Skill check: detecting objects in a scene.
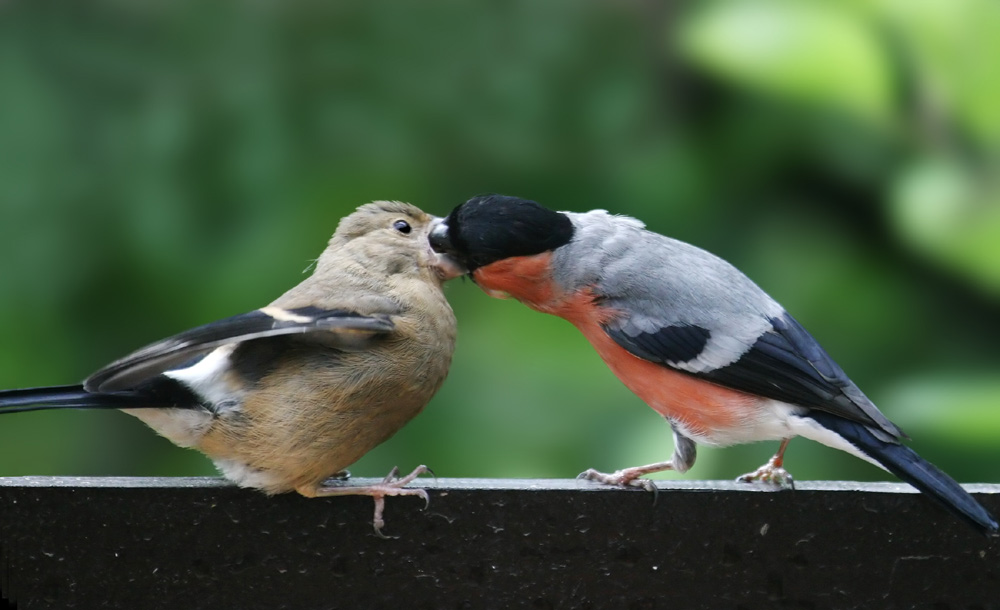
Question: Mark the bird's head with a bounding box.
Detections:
[428,194,575,273]
[320,200,466,282]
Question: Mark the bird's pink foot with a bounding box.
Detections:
[737,456,795,490]
[577,464,669,493]
[310,465,432,538]
[738,439,794,490]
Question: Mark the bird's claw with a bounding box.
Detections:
[737,462,795,490]
[578,468,658,494]
[368,464,433,537]
[312,464,432,538]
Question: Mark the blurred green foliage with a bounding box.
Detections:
[0,0,997,486]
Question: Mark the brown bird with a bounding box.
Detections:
[0,201,464,536]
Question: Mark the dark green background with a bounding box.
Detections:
[1,0,997,486]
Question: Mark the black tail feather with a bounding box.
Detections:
[0,384,160,414]
[808,411,998,536]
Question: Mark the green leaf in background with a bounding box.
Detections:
[875,0,1000,147]
[1,0,997,485]
[890,156,1000,296]
[881,373,1000,446]
[679,0,892,123]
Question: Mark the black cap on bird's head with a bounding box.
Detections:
[428,194,575,272]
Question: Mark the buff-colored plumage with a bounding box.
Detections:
[185,201,459,496]
[1,201,463,535]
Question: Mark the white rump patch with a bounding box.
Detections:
[164,344,240,407]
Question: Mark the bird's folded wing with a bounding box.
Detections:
[603,312,903,440]
[85,306,395,392]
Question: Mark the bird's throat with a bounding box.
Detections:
[473,253,559,309]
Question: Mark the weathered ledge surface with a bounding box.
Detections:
[2,477,998,609]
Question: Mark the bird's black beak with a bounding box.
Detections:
[428,219,455,254]
[425,217,467,280]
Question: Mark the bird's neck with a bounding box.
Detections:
[472,253,557,305]
[472,253,609,328]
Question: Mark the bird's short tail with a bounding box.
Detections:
[0,385,145,414]
[809,411,998,536]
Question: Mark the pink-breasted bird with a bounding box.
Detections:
[428,194,997,536]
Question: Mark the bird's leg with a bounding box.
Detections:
[578,461,672,493]
[299,465,432,538]
[577,428,696,493]
[737,438,794,489]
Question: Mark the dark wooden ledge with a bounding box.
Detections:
[2,477,998,609]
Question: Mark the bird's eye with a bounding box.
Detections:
[393,220,412,234]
